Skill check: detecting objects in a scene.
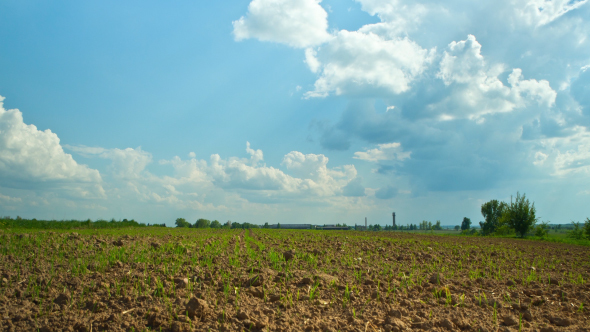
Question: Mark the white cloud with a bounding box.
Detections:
[200,145,357,197]
[66,145,152,179]
[508,69,557,108]
[304,48,321,73]
[435,35,556,120]
[282,150,357,195]
[353,142,411,162]
[533,151,548,166]
[536,126,590,176]
[0,193,21,203]
[245,141,264,166]
[515,0,589,27]
[232,0,332,48]
[0,96,103,197]
[354,0,428,36]
[438,35,487,86]
[305,30,435,98]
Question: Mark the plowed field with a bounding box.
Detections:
[0,228,588,332]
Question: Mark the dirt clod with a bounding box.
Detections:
[283,249,296,260]
[174,277,189,288]
[237,311,249,320]
[185,297,208,317]
[429,273,443,284]
[502,315,518,326]
[549,316,571,326]
[54,293,70,306]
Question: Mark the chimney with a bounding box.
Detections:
[365,217,367,229]
[392,212,396,227]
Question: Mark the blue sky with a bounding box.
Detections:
[1,0,589,226]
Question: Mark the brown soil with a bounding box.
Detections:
[0,229,588,332]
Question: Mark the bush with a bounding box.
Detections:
[461,228,478,236]
[567,222,585,240]
[534,221,549,238]
[584,218,590,240]
[495,224,515,236]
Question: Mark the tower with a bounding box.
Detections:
[392,212,396,228]
[365,217,367,229]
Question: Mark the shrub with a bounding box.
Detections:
[495,224,514,236]
[534,221,549,238]
[567,222,585,240]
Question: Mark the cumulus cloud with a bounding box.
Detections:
[232,0,332,48]
[159,144,361,200]
[66,145,152,179]
[282,150,358,195]
[305,30,435,98]
[535,126,590,176]
[0,96,103,197]
[434,35,557,120]
[354,0,428,36]
[304,48,321,73]
[62,139,363,210]
[354,142,411,162]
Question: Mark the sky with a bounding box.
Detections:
[0,0,589,227]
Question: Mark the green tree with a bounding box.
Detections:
[584,218,590,240]
[210,220,221,228]
[461,217,471,231]
[420,220,429,230]
[503,192,537,238]
[263,222,269,229]
[454,225,460,231]
[480,200,507,235]
[175,218,190,228]
[433,220,442,230]
[194,218,211,228]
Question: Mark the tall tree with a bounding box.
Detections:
[503,192,537,238]
[461,217,471,231]
[210,220,221,228]
[175,218,190,228]
[194,218,211,228]
[480,200,507,235]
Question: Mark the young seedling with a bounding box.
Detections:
[492,302,497,325]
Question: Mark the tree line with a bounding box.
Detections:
[458,191,590,239]
[174,218,259,229]
[0,216,162,229]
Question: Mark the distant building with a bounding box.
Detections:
[317,225,349,230]
[269,224,313,229]
[355,224,367,231]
